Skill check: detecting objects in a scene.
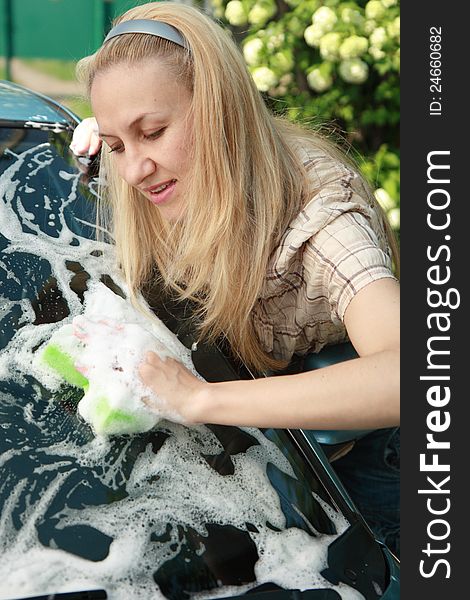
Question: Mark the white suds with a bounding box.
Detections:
[0,140,364,600]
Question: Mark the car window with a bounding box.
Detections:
[0,125,376,600]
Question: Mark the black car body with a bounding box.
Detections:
[0,81,399,600]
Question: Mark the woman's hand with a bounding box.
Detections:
[139,351,209,424]
[70,117,102,156]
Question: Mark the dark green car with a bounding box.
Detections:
[0,80,399,600]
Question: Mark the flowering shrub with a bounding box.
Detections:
[211,0,400,234]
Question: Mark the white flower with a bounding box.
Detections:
[369,46,386,60]
[225,1,248,26]
[339,58,369,84]
[364,19,377,35]
[248,2,277,27]
[387,207,400,230]
[304,24,323,48]
[339,36,369,60]
[280,73,293,85]
[387,16,400,39]
[243,38,264,66]
[341,7,363,26]
[273,85,288,96]
[266,32,285,51]
[271,50,294,73]
[307,66,333,93]
[251,66,278,91]
[370,27,387,48]
[312,6,337,32]
[365,1,386,20]
[320,32,342,61]
[375,188,395,212]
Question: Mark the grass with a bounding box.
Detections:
[22,58,78,81]
[60,96,93,120]
[0,56,92,120]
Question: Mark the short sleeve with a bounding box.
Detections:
[304,210,397,324]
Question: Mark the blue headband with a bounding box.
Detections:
[104,19,188,49]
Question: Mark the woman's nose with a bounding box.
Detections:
[121,150,156,187]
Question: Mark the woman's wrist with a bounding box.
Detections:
[184,381,218,425]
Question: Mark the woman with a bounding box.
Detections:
[73,2,400,554]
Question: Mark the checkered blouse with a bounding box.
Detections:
[252,144,397,363]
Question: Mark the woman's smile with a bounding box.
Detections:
[90,59,192,221]
[145,179,177,205]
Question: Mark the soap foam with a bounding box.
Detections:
[0,138,365,599]
[0,424,354,600]
[37,282,200,434]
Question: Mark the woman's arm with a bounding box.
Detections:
[139,277,400,429]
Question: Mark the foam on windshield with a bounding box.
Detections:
[0,136,364,600]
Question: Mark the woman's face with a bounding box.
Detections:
[91,58,192,222]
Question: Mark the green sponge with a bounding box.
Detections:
[42,343,145,434]
[40,322,159,436]
[42,343,89,390]
[91,396,142,435]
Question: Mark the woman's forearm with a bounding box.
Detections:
[192,349,399,430]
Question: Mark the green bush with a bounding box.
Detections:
[211,0,400,233]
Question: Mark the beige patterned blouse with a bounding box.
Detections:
[252,144,398,363]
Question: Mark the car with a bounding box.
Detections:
[0,80,399,600]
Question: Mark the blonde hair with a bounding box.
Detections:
[77,2,399,373]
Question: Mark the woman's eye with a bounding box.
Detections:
[108,144,124,154]
[107,129,165,153]
[145,128,165,140]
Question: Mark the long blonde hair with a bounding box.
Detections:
[77,2,398,372]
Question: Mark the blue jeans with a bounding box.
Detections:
[331,427,400,557]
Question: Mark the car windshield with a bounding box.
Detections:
[0,123,380,600]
